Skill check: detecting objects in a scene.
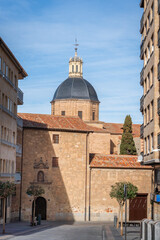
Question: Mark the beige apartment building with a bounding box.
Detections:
[0,38,27,222]
[140,0,160,220]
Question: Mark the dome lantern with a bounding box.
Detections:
[69,39,83,78]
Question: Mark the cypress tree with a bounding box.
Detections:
[120,115,137,155]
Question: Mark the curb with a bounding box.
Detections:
[0,224,53,240]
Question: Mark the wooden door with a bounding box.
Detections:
[129,194,147,221]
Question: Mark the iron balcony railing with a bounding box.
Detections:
[140,39,144,60]
[140,95,144,112]
[140,0,144,8]
[140,12,144,34]
[158,98,160,116]
[140,124,144,139]
[17,88,23,105]
[140,68,144,86]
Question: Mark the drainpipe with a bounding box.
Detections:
[84,132,89,221]
[19,128,24,221]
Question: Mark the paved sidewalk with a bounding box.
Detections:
[0,221,139,240]
[0,221,55,240]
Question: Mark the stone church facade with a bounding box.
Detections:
[15,48,153,222]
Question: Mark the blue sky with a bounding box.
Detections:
[0,0,143,124]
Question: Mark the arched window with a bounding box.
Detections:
[37,171,44,182]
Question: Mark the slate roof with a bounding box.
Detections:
[90,154,152,169]
[18,113,106,133]
[103,122,140,137]
[52,77,99,102]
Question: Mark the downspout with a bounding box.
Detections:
[88,167,91,221]
[84,132,89,221]
[19,128,24,221]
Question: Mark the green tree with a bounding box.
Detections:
[110,182,138,236]
[0,181,16,234]
[26,184,45,225]
[120,115,137,155]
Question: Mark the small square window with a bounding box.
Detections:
[53,134,59,144]
[52,157,59,167]
[61,111,65,116]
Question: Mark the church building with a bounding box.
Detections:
[15,46,153,222]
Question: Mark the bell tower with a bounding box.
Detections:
[69,39,83,78]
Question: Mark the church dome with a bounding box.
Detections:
[52,77,99,102]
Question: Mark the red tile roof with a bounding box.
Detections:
[103,122,140,137]
[18,113,106,133]
[90,154,152,169]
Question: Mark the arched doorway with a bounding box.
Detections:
[32,197,47,220]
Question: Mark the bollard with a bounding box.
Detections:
[114,216,117,227]
[37,214,41,225]
[152,221,160,240]
[141,219,150,240]
[146,220,154,240]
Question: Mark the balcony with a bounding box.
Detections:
[140,39,144,60]
[17,116,23,128]
[140,95,144,112]
[158,62,160,81]
[3,74,17,91]
[140,12,144,34]
[0,139,16,148]
[0,104,17,119]
[140,0,144,8]
[140,68,144,85]
[17,88,23,105]
[158,98,160,116]
[140,124,144,139]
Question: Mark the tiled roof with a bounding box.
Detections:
[90,154,152,169]
[103,122,140,137]
[18,113,105,133]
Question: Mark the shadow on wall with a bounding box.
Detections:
[21,119,74,222]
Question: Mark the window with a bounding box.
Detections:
[151,35,154,53]
[61,111,65,116]
[76,65,78,73]
[53,134,59,144]
[147,44,150,59]
[37,171,44,182]
[52,157,59,167]
[155,168,160,185]
[144,50,147,66]
[0,159,2,173]
[6,65,8,78]
[151,67,154,85]
[144,109,147,125]
[12,132,15,144]
[72,65,74,73]
[144,137,147,155]
[147,105,150,122]
[78,111,82,119]
[151,133,154,152]
[3,61,5,74]
[92,112,95,121]
[151,100,154,119]
[0,57,1,71]
[147,135,150,154]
